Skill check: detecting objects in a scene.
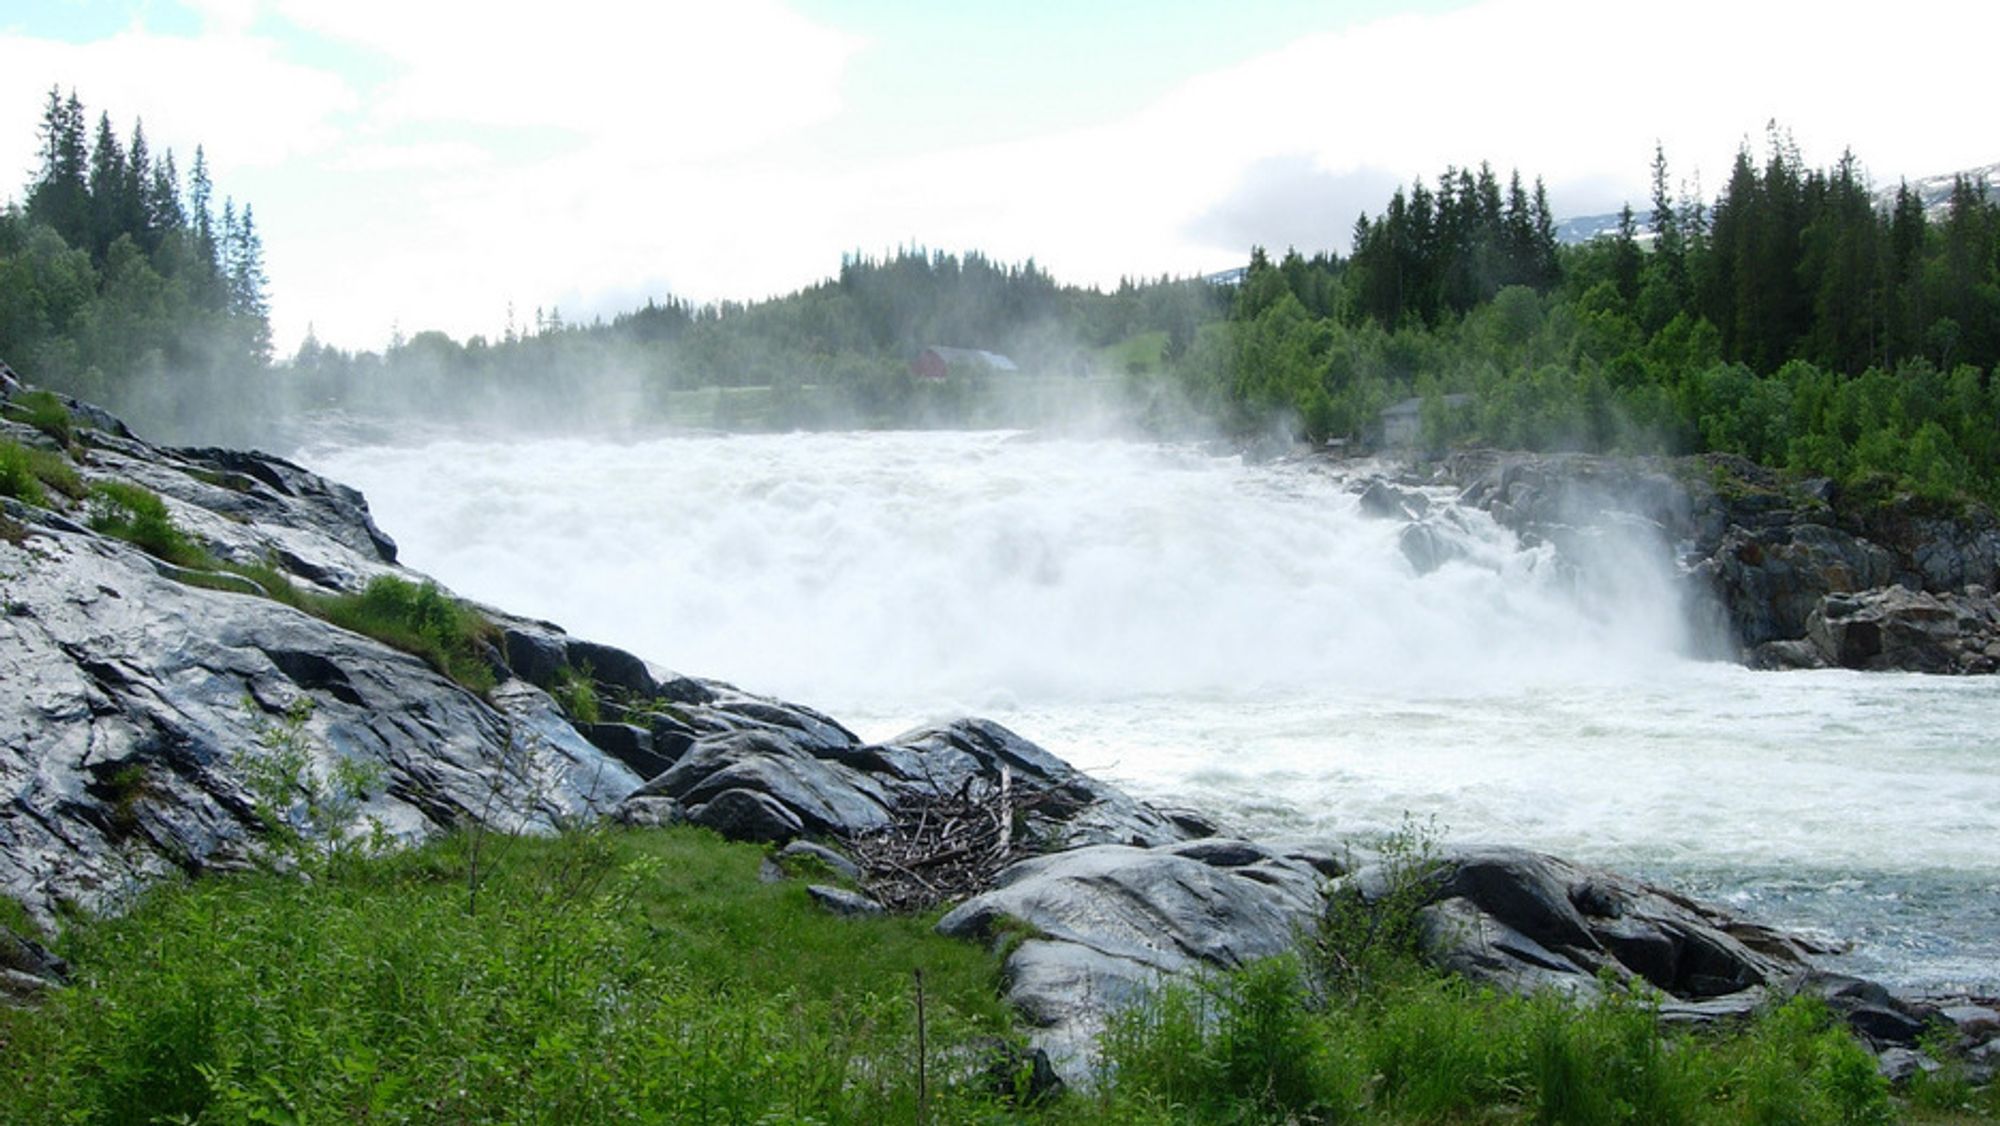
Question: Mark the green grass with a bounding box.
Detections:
[1078,960,1908,1124]
[3,389,75,445]
[1,823,1980,1125]
[551,662,602,723]
[0,826,1021,1125]
[0,439,83,509]
[314,575,498,695]
[87,480,213,568]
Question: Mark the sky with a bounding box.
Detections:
[2,0,1995,354]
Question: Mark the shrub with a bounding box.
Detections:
[4,389,74,445]
[552,662,601,724]
[0,441,48,507]
[86,480,212,568]
[1311,812,1445,997]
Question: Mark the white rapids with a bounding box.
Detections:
[302,429,2000,993]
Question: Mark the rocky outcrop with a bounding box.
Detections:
[1430,450,2000,672]
[936,838,1335,1076]
[2,393,652,932]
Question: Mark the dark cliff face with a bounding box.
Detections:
[1437,450,2000,673]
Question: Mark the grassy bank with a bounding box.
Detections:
[4,825,1993,1124]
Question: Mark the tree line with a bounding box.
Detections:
[0,87,271,436]
[285,247,1228,431]
[1182,131,2000,502]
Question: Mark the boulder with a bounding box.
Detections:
[1405,846,1825,1004]
[937,840,1324,1079]
[1806,587,2000,673]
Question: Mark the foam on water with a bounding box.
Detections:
[304,430,2000,992]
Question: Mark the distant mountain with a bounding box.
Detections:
[1875,160,2000,218]
[1554,160,1998,246]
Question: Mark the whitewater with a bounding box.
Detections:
[302,430,2000,993]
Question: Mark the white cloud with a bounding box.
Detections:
[275,0,864,160]
[0,26,355,177]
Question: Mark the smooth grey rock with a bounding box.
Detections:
[937,842,1321,1083]
[1405,846,1821,1003]
[687,788,803,842]
[582,722,674,779]
[806,884,884,917]
[1875,1047,1941,1085]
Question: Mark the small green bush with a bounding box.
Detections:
[86,480,212,568]
[552,662,601,724]
[317,575,497,694]
[1,440,85,510]
[4,389,74,445]
[1312,813,1446,998]
[0,441,48,507]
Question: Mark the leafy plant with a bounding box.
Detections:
[1311,812,1447,997]
[242,697,384,872]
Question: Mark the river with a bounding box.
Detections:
[301,429,2000,994]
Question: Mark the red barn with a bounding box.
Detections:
[910,346,1019,380]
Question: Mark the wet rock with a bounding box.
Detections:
[1439,448,2000,672]
[1398,522,1468,575]
[1806,586,2000,673]
[1875,1047,1941,1085]
[1356,478,1429,521]
[1408,846,1822,1003]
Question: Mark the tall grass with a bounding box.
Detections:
[0,827,1021,1124]
[0,438,83,508]
[1084,962,1900,1124]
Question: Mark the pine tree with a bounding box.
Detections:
[28,86,91,247]
[1611,204,1642,305]
[123,119,157,251]
[86,111,128,260]
[188,145,218,291]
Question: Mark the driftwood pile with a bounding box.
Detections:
[844,768,1080,912]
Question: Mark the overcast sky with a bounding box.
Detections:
[3,0,1994,353]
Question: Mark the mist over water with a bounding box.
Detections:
[304,430,2000,993]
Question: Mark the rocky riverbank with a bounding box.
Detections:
[1387,449,2000,674]
[4,378,1997,1089]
